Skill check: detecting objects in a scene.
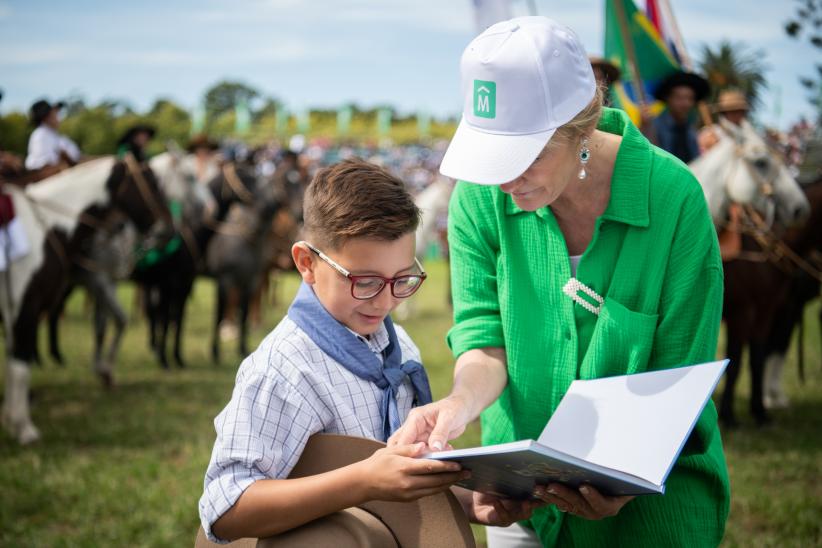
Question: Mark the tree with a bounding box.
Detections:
[698,41,768,110]
[784,0,822,119]
[202,80,261,121]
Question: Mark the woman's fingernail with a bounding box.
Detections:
[547,487,557,495]
[431,441,443,451]
[580,486,589,495]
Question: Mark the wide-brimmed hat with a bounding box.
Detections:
[439,16,596,185]
[187,134,220,153]
[117,124,156,146]
[194,434,476,548]
[589,56,621,83]
[712,89,750,113]
[29,99,65,127]
[653,71,710,102]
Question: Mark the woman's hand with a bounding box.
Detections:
[387,395,471,451]
[533,483,634,520]
[455,487,544,526]
[355,443,470,502]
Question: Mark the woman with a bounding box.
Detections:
[390,16,730,547]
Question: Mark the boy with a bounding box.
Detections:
[200,159,476,542]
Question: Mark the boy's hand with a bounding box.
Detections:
[358,443,470,502]
[387,395,470,451]
[455,487,543,526]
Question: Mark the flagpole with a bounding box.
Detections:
[613,0,647,106]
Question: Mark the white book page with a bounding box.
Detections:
[537,360,727,486]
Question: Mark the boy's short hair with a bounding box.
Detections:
[303,158,420,250]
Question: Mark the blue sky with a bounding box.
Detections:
[0,0,817,129]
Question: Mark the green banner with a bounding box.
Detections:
[337,105,352,136]
[234,98,251,135]
[376,107,392,136]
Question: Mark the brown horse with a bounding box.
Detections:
[1,156,172,444]
[719,179,822,427]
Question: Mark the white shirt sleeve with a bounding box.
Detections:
[58,134,81,162]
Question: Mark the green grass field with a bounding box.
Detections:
[1,260,820,547]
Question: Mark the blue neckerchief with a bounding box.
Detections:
[287,282,432,441]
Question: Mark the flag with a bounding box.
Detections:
[276,104,289,135]
[190,103,206,136]
[472,0,511,33]
[604,0,680,125]
[417,110,431,138]
[337,105,352,136]
[297,109,311,134]
[234,98,251,135]
[645,0,684,65]
[376,107,392,136]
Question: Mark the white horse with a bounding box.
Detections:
[1,157,171,444]
[689,118,810,228]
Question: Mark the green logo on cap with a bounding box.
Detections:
[473,80,496,119]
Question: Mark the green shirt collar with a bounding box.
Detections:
[501,107,651,228]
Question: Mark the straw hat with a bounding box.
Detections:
[194,434,476,548]
[712,90,750,113]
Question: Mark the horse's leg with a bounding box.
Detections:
[748,339,771,426]
[156,289,170,370]
[238,284,251,358]
[172,288,189,368]
[2,357,40,444]
[94,274,125,387]
[47,283,75,367]
[212,281,227,364]
[719,315,747,428]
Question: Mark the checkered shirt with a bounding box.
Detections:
[198,315,420,542]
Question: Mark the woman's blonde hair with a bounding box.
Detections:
[549,84,606,148]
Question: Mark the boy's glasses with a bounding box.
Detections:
[303,241,427,300]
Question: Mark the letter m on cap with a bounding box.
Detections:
[473,80,496,119]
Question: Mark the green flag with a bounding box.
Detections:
[234,98,251,135]
[297,109,311,134]
[417,110,431,138]
[376,107,392,136]
[190,103,206,136]
[337,105,352,136]
[604,0,680,124]
[276,104,289,135]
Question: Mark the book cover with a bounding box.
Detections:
[426,360,729,499]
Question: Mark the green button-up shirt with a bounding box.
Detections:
[447,108,730,546]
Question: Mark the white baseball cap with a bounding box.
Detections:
[440,16,596,185]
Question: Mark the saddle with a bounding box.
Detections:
[718,203,743,261]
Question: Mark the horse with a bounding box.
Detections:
[206,173,286,362]
[690,118,810,229]
[760,179,822,410]
[44,150,202,383]
[132,161,260,369]
[1,155,172,444]
[690,118,812,427]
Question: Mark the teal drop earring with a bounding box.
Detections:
[578,137,590,180]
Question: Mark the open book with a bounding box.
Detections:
[426,360,728,498]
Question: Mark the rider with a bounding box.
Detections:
[25,99,81,179]
[116,124,156,163]
[648,71,710,164]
